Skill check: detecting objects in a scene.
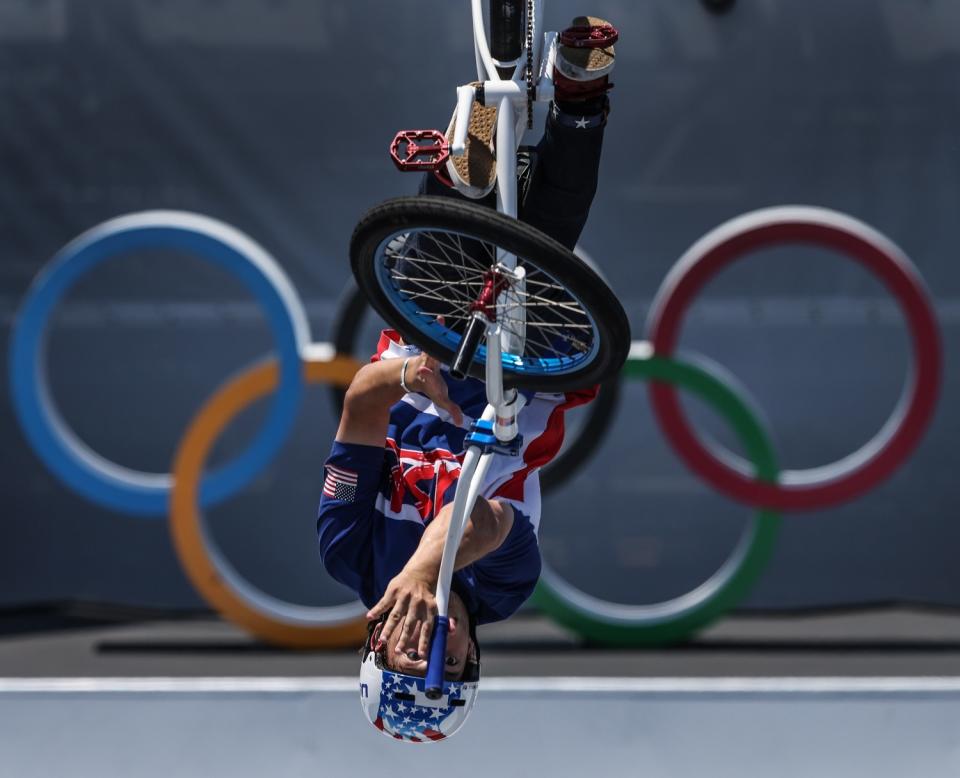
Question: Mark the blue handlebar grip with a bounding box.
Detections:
[424,615,449,700]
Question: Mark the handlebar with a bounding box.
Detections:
[424,616,449,698]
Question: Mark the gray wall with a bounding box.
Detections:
[3,679,959,778]
[1,0,958,612]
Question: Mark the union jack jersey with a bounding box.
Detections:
[317,330,596,624]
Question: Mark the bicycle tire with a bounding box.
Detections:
[327,278,622,495]
[350,196,631,392]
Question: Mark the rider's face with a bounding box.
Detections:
[383,592,475,681]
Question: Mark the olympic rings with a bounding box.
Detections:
[8,207,942,648]
[533,343,782,645]
[169,347,368,648]
[648,206,942,512]
[8,211,311,516]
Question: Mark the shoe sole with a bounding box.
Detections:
[557,16,615,81]
[445,83,498,199]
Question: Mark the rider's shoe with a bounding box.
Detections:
[443,82,498,199]
[554,16,615,108]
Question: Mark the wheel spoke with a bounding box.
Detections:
[376,225,603,374]
[388,238,449,287]
[390,273,484,289]
[393,253,487,277]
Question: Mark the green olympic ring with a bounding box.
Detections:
[532,344,782,645]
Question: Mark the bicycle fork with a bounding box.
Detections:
[425,278,527,698]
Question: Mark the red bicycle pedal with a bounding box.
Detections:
[390,130,450,172]
[558,23,619,49]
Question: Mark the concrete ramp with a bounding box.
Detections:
[1,678,958,777]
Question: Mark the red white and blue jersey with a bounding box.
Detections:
[317,330,596,624]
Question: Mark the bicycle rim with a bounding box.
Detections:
[351,197,630,392]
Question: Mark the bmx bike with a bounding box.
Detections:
[351,1,630,695]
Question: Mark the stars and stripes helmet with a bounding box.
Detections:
[359,630,480,742]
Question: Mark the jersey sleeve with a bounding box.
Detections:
[316,440,387,606]
[466,508,542,624]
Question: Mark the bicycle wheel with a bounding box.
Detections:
[350,197,630,392]
[327,278,622,494]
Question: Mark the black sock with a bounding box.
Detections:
[555,95,609,119]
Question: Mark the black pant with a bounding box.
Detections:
[419,109,605,251]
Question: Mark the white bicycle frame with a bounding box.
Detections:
[424,0,559,696]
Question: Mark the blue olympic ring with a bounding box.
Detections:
[8,211,311,516]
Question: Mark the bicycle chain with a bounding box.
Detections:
[525,0,535,129]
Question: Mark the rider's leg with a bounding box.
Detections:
[420,115,603,252]
[420,105,606,251]
[519,15,615,250]
[420,14,615,250]
[517,104,606,250]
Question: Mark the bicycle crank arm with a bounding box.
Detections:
[451,85,476,157]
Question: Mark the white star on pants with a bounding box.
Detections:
[575,116,590,129]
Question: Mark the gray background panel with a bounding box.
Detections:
[1,0,958,611]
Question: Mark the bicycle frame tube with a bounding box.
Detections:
[496,97,518,219]
[474,0,546,78]
[472,0,498,81]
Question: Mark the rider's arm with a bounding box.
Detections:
[316,442,385,607]
[408,496,515,581]
[367,497,515,656]
[467,506,541,623]
[336,353,463,447]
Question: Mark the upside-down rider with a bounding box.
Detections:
[318,18,616,742]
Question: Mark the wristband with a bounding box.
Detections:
[400,356,414,393]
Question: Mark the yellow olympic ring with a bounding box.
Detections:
[170,352,368,648]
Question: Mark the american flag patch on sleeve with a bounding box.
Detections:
[323,464,358,502]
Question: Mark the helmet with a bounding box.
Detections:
[359,636,480,742]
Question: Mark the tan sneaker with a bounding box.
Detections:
[443,83,498,199]
[556,16,616,82]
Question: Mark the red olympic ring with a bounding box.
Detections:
[648,206,942,512]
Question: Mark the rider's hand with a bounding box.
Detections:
[404,352,464,426]
[366,568,438,657]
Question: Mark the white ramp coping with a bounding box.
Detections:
[1,677,959,777]
[3,675,960,694]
